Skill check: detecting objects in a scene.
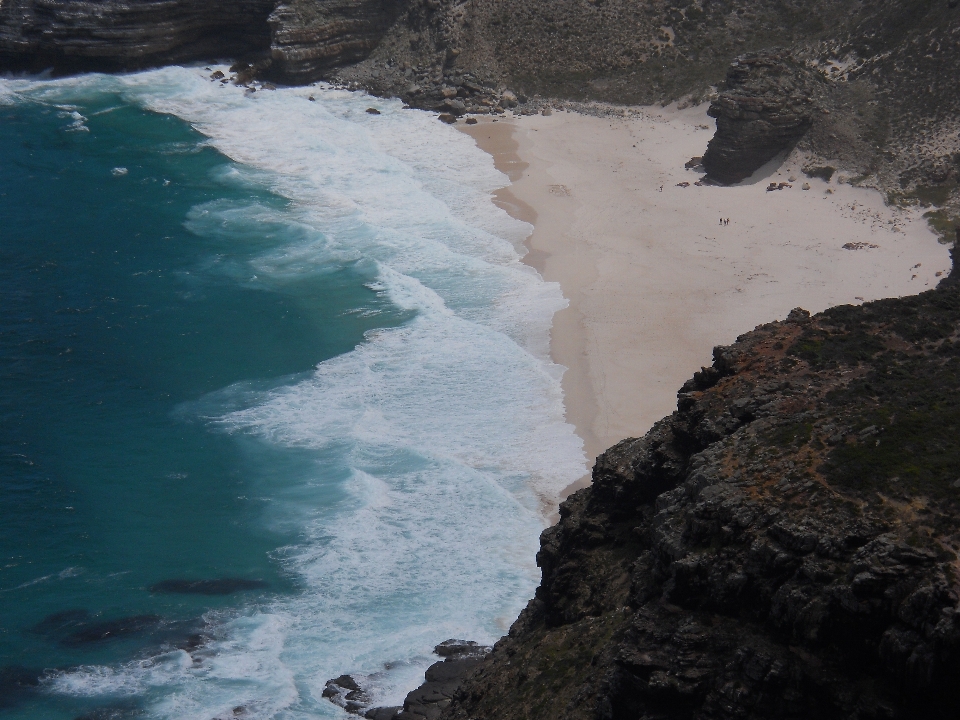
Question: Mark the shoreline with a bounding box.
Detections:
[461,106,952,497]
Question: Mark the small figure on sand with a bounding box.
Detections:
[658,185,663,192]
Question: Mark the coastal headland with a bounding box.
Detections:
[461,106,951,486]
[4,1,960,717]
[343,105,960,720]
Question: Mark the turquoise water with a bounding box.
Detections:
[0,69,583,719]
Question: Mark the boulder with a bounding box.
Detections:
[703,51,818,184]
[441,99,466,116]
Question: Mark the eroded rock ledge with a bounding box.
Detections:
[703,51,820,185]
[268,0,401,83]
[0,0,396,81]
[0,0,275,72]
[435,257,960,719]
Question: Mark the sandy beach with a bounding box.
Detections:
[461,105,952,489]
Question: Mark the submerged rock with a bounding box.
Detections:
[0,666,40,710]
[31,608,90,636]
[326,640,491,719]
[72,701,142,720]
[148,578,268,595]
[61,615,162,646]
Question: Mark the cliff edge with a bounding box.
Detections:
[435,258,960,720]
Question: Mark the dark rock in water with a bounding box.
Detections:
[437,113,457,124]
[61,615,162,646]
[703,51,818,184]
[232,63,258,85]
[433,639,488,658]
[149,578,267,595]
[174,633,207,653]
[32,609,205,655]
[366,107,381,115]
[323,674,369,713]
[73,703,142,720]
[328,640,491,719]
[333,674,361,691]
[31,608,90,636]
[0,666,40,710]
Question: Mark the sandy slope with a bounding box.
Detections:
[461,104,951,490]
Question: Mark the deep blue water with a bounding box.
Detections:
[1,87,406,718]
[0,68,582,720]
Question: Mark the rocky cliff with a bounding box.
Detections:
[0,0,396,81]
[429,259,960,720]
[268,0,401,83]
[3,0,958,211]
[4,3,960,717]
[329,0,959,218]
[0,0,275,72]
[702,51,819,184]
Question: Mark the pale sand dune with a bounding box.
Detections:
[461,105,952,491]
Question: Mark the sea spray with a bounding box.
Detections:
[0,67,584,719]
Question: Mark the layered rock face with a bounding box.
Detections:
[0,0,275,72]
[268,0,400,83]
[0,0,398,81]
[703,52,818,184]
[438,265,960,719]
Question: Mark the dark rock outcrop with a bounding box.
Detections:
[703,52,819,184]
[439,267,960,719]
[267,0,400,83]
[61,614,163,646]
[324,640,490,719]
[0,0,275,73]
[0,0,398,82]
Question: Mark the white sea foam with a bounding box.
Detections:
[4,67,585,718]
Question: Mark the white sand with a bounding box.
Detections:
[462,105,952,489]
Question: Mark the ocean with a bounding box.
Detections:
[0,66,584,719]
